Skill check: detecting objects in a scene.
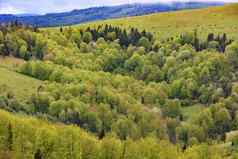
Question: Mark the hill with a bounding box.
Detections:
[1,3,238,159]
[0,2,224,27]
[0,57,42,100]
[78,3,238,40]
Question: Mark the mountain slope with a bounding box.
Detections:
[0,2,224,27]
[78,3,238,39]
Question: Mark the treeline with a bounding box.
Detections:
[0,23,233,64]
[61,24,154,49]
[179,30,233,52]
[0,23,46,60]
[0,20,39,33]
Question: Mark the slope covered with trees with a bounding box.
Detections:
[1,4,238,159]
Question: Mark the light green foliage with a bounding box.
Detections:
[113,117,138,140]
[208,41,219,50]
[124,53,144,72]
[0,31,3,42]
[226,42,238,68]
[34,34,47,60]
[82,32,92,43]
[138,37,151,51]
[80,42,90,53]
[1,4,238,158]
[106,32,117,41]
[0,31,4,54]
[163,99,182,118]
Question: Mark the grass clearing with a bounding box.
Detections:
[0,67,42,100]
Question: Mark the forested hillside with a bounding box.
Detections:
[0,3,238,159]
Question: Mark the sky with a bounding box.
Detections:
[0,0,237,15]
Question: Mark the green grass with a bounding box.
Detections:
[0,67,42,100]
[73,4,238,40]
[182,104,205,122]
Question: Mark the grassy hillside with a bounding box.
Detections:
[0,58,42,100]
[0,2,224,27]
[77,4,238,39]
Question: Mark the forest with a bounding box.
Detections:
[0,16,238,159]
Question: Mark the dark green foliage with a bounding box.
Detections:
[179,30,232,52]
[6,123,13,151]
[81,25,154,49]
[34,150,42,159]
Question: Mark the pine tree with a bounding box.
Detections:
[193,29,200,51]
[60,27,63,33]
[207,33,214,42]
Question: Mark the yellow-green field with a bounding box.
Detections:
[75,4,238,40]
[0,62,42,100]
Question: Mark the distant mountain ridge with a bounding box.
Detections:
[0,1,225,27]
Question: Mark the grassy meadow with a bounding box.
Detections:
[0,58,42,100]
[74,4,238,40]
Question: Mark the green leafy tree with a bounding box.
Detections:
[138,37,151,51]
[0,31,4,55]
[81,111,101,133]
[19,44,28,59]
[226,42,238,68]
[97,104,114,139]
[163,99,182,118]
[80,42,89,53]
[34,35,47,60]
[124,53,143,72]
[106,32,117,41]
[166,118,179,144]
[83,32,93,44]
[71,31,82,48]
[208,41,219,51]
[100,136,122,159]
[213,107,231,138]
[113,117,138,140]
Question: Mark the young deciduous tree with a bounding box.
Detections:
[82,32,93,44]
[138,37,151,51]
[226,42,238,68]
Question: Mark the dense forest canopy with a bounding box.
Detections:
[0,15,238,159]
